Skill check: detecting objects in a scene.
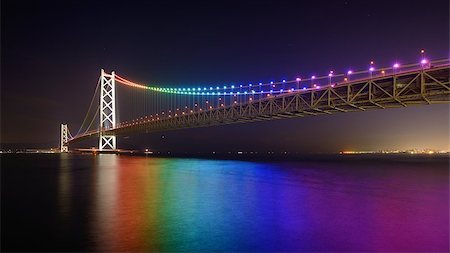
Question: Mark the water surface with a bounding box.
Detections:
[2,154,449,252]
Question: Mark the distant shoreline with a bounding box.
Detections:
[1,150,449,162]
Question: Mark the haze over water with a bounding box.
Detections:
[2,154,449,252]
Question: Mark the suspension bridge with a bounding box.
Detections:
[61,56,450,152]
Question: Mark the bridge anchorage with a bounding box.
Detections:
[61,56,450,152]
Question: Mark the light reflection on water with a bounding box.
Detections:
[85,155,448,252]
[2,154,449,252]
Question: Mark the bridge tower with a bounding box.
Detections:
[99,69,117,151]
[60,124,69,153]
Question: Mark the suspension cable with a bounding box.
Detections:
[75,76,101,136]
[67,128,73,139]
[84,105,99,134]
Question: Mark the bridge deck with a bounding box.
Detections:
[69,64,450,143]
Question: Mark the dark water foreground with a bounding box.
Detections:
[1,154,449,252]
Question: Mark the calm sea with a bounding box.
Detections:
[1,153,449,252]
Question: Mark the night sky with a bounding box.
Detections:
[2,0,449,152]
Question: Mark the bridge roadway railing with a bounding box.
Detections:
[70,63,449,141]
[111,64,449,135]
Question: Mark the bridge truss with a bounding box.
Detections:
[64,58,450,150]
[110,64,450,135]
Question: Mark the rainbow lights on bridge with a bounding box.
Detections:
[114,51,431,96]
[60,50,450,152]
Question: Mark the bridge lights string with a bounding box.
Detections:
[393,63,400,75]
[106,53,443,131]
[72,50,441,138]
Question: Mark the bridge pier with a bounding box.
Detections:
[99,135,116,151]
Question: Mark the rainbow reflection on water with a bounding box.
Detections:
[2,154,449,252]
